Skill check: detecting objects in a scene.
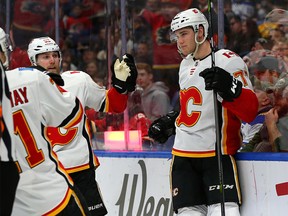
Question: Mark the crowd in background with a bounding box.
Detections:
[1,0,288,151]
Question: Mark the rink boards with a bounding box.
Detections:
[95,151,288,216]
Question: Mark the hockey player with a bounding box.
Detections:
[0,27,19,216]
[148,8,258,215]
[1,35,91,215]
[27,36,138,215]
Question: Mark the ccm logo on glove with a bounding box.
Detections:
[199,66,242,101]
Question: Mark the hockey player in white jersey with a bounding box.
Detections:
[27,36,138,215]
[0,27,19,216]
[6,66,90,214]
[148,8,259,215]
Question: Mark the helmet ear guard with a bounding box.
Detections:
[27,37,62,66]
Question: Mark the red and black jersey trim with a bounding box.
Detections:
[58,98,82,128]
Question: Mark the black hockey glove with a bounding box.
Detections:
[45,72,65,86]
[123,54,138,92]
[148,110,179,143]
[199,66,242,101]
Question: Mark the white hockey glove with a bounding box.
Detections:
[111,55,130,93]
[113,55,131,81]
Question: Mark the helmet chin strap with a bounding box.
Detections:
[191,32,206,59]
[191,43,199,59]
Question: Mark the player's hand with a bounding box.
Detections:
[123,54,138,92]
[199,66,242,101]
[45,72,64,86]
[111,54,132,93]
[148,110,179,144]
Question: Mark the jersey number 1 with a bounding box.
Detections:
[13,110,45,168]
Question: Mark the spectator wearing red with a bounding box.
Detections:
[63,3,93,45]
[139,0,192,98]
[11,0,51,48]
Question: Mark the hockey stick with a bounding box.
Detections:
[207,1,225,215]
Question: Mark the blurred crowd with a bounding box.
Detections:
[1,0,288,151]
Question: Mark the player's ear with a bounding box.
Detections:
[198,25,205,39]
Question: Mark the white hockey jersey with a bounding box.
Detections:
[6,67,84,215]
[46,71,107,173]
[0,61,16,162]
[173,49,258,157]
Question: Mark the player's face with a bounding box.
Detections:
[174,27,195,56]
[36,51,61,74]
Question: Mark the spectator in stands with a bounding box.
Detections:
[134,41,153,66]
[77,47,97,71]
[113,27,133,58]
[9,0,50,69]
[136,62,171,122]
[126,87,152,141]
[64,3,92,45]
[145,0,160,12]
[272,40,288,64]
[92,26,111,69]
[241,79,272,146]
[61,60,70,72]
[85,60,107,87]
[44,4,65,42]
[241,77,288,152]
[95,26,107,56]
[138,0,183,99]
[251,38,273,51]
[9,47,30,69]
[223,0,234,21]
[226,14,244,54]
[240,18,261,57]
[253,56,281,84]
[81,0,106,17]
[11,0,50,48]
[269,27,286,45]
[61,50,78,71]
[133,16,152,44]
[265,78,288,151]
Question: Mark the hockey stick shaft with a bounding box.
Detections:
[207,1,225,215]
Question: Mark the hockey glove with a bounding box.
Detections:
[111,54,131,94]
[148,110,179,144]
[45,72,65,86]
[123,54,138,92]
[199,66,242,101]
